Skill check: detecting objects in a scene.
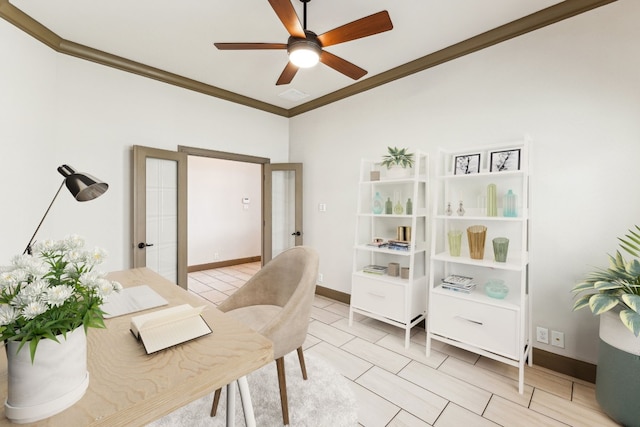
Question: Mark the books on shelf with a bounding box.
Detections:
[130,304,212,354]
[441,274,476,294]
[363,265,387,275]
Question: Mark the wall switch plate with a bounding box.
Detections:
[551,330,565,348]
[536,326,549,344]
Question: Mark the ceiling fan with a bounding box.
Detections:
[214,0,393,85]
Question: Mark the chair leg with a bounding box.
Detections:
[276,357,290,425]
[210,388,222,417]
[296,347,308,380]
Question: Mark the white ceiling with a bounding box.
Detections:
[11,0,568,110]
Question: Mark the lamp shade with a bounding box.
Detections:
[57,165,108,202]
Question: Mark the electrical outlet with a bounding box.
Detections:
[536,326,549,344]
[551,330,565,348]
[213,252,219,260]
[318,273,324,283]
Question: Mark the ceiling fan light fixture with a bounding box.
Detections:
[288,39,321,68]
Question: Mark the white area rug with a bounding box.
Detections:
[148,352,357,426]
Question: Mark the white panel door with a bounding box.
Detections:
[145,158,178,282]
[133,146,187,288]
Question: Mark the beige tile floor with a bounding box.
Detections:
[188,262,621,427]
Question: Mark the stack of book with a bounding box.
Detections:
[386,240,410,251]
[440,274,476,294]
[363,265,387,275]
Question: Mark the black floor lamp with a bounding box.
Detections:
[23,165,109,255]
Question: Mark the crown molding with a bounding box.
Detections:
[1,0,616,118]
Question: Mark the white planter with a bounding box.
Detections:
[384,165,412,179]
[4,326,90,424]
[596,310,640,427]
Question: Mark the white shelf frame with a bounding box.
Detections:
[349,151,429,348]
[426,138,532,394]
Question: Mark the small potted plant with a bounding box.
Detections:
[572,225,640,426]
[380,146,414,179]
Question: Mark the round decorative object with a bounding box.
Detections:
[4,326,89,424]
[485,279,508,299]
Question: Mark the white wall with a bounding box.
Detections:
[0,19,289,273]
[188,157,262,265]
[289,0,640,364]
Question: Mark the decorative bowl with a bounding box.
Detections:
[485,279,508,299]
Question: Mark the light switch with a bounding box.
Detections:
[318,203,327,212]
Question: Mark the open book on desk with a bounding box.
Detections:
[130,304,212,354]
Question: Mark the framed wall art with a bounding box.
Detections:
[489,148,521,172]
[454,153,481,175]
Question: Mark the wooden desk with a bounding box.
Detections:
[0,268,273,426]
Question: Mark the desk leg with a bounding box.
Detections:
[237,376,256,427]
[225,382,236,427]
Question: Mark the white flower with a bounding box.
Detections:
[87,247,108,266]
[21,301,47,319]
[18,279,48,301]
[64,235,85,250]
[45,285,75,307]
[94,279,122,298]
[32,239,59,254]
[12,280,47,307]
[0,304,19,326]
[64,249,85,264]
[79,271,101,289]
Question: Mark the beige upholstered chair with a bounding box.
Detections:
[210,246,319,425]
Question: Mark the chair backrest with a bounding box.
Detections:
[217,246,319,358]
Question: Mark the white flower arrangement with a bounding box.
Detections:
[0,235,122,361]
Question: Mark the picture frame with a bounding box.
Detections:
[489,148,521,172]
[453,153,481,175]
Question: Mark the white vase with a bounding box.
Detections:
[385,165,412,179]
[4,326,90,424]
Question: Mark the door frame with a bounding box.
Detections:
[132,145,188,288]
[178,146,271,264]
[178,146,302,266]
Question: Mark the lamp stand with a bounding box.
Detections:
[23,180,66,255]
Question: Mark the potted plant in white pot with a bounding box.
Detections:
[0,235,122,423]
[572,225,640,426]
[380,146,414,179]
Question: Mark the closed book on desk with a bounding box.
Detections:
[130,304,212,354]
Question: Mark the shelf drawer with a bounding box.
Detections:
[351,274,405,322]
[430,293,519,358]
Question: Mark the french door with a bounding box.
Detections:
[263,163,303,263]
[132,145,188,288]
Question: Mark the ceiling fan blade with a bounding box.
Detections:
[214,43,287,50]
[268,0,305,38]
[317,11,393,47]
[319,51,367,80]
[276,62,299,85]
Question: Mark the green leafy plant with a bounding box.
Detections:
[380,146,414,169]
[0,235,122,361]
[572,225,640,336]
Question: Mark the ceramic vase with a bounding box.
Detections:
[596,311,640,426]
[385,165,412,179]
[4,326,90,424]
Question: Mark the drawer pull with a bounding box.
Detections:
[367,292,386,298]
[455,315,483,326]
